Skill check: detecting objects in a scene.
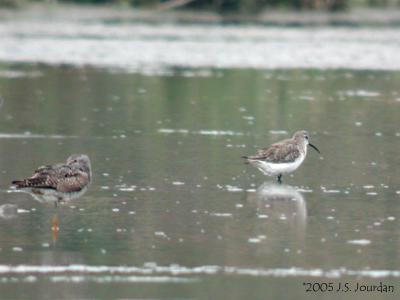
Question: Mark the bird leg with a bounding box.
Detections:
[277,174,282,184]
[51,214,59,245]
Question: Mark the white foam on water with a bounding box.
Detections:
[347,239,371,245]
[297,188,313,193]
[225,185,243,192]
[257,214,269,219]
[269,130,288,135]
[158,128,189,134]
[363,185,375,189]
[119,187,136,192]
[49,275,197,283]
[248,235,267,243]
[0,264,400,279]
[172,181,185,186]
[197,130,243,136]
[339,90,381,97]
[158,128,244,136]
[298,95,314,101]
[0,133,78,139]
[0,276,37,283]
[248,238,261,243]
[226,144,246,148]
[154,232,167,238]
[0,70,42,78]
[323,189,341,194]
[210,213,233,217]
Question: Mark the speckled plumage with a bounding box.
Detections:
[12,154,91,202]
[247,138,302,163]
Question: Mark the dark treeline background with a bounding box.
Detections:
[76,0,349,11]
[1,0,400,12]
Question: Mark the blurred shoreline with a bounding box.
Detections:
[2,3,400,71]
[2,3,400,27]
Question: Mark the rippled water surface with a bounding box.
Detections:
[0,64,399,299]
[1,7,400,299]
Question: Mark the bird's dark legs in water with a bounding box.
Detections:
[277,174,282,184]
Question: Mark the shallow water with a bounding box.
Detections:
[0,63,399,299]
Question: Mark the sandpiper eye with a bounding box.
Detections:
[305,136,309,140]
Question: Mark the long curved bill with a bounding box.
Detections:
[308,143,320,153]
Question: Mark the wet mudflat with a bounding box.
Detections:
[0,64,399,299]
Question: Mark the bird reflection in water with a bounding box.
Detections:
[247,182,307,239]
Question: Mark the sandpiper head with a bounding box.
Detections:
[67,154,92,178]
[293,131,320,153]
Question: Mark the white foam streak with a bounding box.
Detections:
[225,185,243,192]
[347,239,371,245]
[158,128,189,134]
[0,133,77,139]
[269,130,288,135]
[49,275,197,283]
[197,130,243,136]
[210,213,233,217]
[339,90,380,97]
[0,264,399,279]
[158,128,244,136]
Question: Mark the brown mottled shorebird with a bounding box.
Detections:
[242,130,320,184]
[12,154,92,204]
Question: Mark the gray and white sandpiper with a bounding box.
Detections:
[12,154,92,204]
[242,130,320,184]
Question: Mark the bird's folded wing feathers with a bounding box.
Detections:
[56,169,90,193]
[12,176,56,189]
[33,164,62,175]
[12,165,86,191]
[249,142,300,163]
